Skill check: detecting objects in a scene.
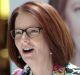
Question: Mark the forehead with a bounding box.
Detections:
[15,12,40,29]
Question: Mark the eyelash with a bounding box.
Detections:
[74,7,80,12]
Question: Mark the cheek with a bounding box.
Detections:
[15,40,21,53]
[66,15,80,35]
[35,36,50,54]
[36,35,48,47]
[15,40,18,48]
[65,14,75,31]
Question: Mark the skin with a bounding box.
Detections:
[64,0,80,67]
[15,12,53,75]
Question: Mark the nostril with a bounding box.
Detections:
[22,39,30,45]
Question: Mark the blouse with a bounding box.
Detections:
[12,63,80,75]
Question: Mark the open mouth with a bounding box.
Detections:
[23,48,34,53]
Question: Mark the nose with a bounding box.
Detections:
[21,32,30,42]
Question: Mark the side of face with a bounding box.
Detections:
[64,0,80,51]
[14,12,51,66]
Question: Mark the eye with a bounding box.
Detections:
[74,7,80,12]
[27,27,41,37]
[15,30,22,36]
[73,5,80,15]
[31,29,39,32]
[72,5,80,17]
[28,29,39,34]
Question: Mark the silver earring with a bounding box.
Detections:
[18,55,21,59]
[50,52,53,55]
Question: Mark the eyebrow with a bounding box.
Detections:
[71,2,80,7]
[15,26,41,30]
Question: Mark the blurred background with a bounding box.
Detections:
[0,0,9,75]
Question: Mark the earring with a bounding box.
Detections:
[18,55,21,59]
[50,52,53,55]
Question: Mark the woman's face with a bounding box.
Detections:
[65,0,80,51]
[15,13,51,66]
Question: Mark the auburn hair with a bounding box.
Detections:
[8,1,73,69]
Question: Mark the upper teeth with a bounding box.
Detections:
[24,48,32,51]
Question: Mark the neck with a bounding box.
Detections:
[29,57,53,75]
[33,61,53,75]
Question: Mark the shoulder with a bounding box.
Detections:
[12,68,23,75]
[67,63,79,68]
[66,63,80,74]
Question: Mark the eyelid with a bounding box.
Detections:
[74,7,80,11]
[72,4,80,11]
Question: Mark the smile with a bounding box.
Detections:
[23,48,34,53]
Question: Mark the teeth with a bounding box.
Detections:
[24,48,32,51]
[23,48,34,53]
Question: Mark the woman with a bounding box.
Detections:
[49,0,80,67]
[8,1,79,75]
